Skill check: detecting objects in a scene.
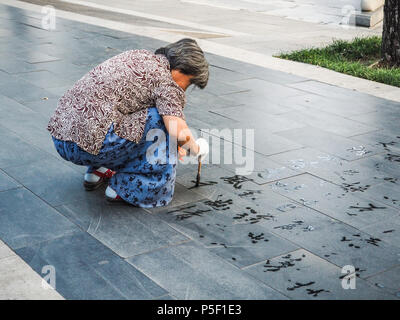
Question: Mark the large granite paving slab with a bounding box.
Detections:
[0,125,47,169]
[210,106,305,132]
[4,157,88,207]
[268,173,399,230]
[128,241,287,300]
[16,231,167,300]
[0,75,58,103]
[208,65,252,83]
[219,89,305,112]
[244,249,396,300]
[357,182,400,210]
[153,201,298,268]
[15,70,74,89]
[366,266,400,297]
[347,110,400,137]
[0,188,78,250]
[269,147,390,187]
[227,78,307,101]
[200,124,304,157]
[289,80,400,109]
[278,93,380,117]
[56,196,190,258]
[0,107,62,158]
[350,131,400,154]
[276,126,383,161]
[22,97,60,119]
[354,154,400,181]
[186,90,241,111]
[360,218,400,249]
[251,203,400,278]
[279,109,379,137]
[222,147,300,185]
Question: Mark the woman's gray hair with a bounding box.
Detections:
[155,38,209,89]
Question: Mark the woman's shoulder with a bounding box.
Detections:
[118,49,169,72]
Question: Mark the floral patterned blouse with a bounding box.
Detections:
[47,49,186,155]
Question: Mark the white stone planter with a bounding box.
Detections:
[361,0,384,12]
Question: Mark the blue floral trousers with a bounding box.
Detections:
[52,107,177,208]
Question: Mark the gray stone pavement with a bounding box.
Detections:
[182,0,367,26]
[0,3,399,300]
[10,0,397,103]
[41,0,381,55]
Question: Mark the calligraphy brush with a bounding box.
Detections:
[195,158,202,187]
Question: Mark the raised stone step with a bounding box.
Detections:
[353,0,384,28]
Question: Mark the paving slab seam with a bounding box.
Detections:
[0,124,87,175]
[217,158,308,186]
[237,262,298,300]
[122,239,193,260]
[1,227,79,252]
[363,264,400,280]
[343,150,389,162]
[247,144,307,157]
[90,265,138,300]
[121,261,175,300]
[142,199,209,214]
[0,168,22,193]
[341,128,383,140]
[304,171,386,191]
[153,293,174,300]
[346,130,387,140]
[92,257,171,300]
[339,117,391,133]
[239,247,305,271]
[53,204,96,233]
[302,173,400,212]
[5,176,86,215]
[250,172,309,186]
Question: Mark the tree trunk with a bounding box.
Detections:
[382,0,400,66]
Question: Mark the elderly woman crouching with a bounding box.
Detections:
[47,38,209,207]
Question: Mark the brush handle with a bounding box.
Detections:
[195,159,202,186]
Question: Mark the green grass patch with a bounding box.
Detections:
[277,36,400,88]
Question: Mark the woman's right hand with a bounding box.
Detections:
[162,115,209,161]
